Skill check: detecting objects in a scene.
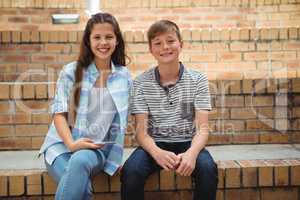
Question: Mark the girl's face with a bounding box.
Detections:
[90,23,118,64]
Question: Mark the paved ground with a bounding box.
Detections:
[0,144,300,170]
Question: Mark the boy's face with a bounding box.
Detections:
[149,31,182,65]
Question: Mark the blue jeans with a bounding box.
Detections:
[121,142,218,200]
[45,149,106,200]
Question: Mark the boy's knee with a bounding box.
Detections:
[195,151,218,176]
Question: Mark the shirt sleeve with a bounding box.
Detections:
[130,79,149,114]
[194,74,212,111]
[50,67,75,114]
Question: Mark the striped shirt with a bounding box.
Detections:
[130,63,211,142]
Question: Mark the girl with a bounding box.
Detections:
[39,13,131,200]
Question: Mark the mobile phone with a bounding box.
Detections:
[93,141,115,145]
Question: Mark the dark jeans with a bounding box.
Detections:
[121,142,218,200]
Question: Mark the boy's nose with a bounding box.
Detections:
[162,41,169,49]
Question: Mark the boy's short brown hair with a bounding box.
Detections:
[147,20,182,45]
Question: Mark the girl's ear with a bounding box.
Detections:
[180,40,183,48]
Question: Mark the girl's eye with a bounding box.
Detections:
[105,35,114,40]
[168,40,175,43]
[153,42,161,46]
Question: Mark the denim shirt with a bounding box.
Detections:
[39,61,132,176]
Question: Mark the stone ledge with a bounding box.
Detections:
[0,144,300,198]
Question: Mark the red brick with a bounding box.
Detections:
[31,55,56,63]
[258,162,273,187]
[35,84,47,99]
[245,96,274,107]
[229,80,242,94]
[216,96,244,107]
[290,163,300,186]
[31,113,51,124]
[222,161,241,188]
[261,188,298,200]
[238,160,258,187]
[231,108,256,119]
[145,172,159,191]
[217,164,225,189]
[26,174,41,195]
[0,176,8,196]
[0,126,14,137]
[232,133,259,144]
[176,174,192,189]
[23,84,35,99]
[0,137,31,150]
[10,84,22,99]
[110,174,121,192]
[9,176,25,196]
[208,134,232,144]
[225,189,259,200]
[43,173,57,195]
[31,137,44,149]
[260,133,289,144]
[92,172,109,192]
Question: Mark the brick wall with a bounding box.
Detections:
[1,1,300,31]
[0,29,300,150]
[0,29,300,81]
[0,77,299,150]
[101,0,300,8]
[0,1,299,150]
[101,1,300,30]
[0,0,86,8]
[0,0,88,31]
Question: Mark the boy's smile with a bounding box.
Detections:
[149,31,182,65]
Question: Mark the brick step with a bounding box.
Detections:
[0,144,300,199]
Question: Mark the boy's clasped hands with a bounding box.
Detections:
[153,148,197,176]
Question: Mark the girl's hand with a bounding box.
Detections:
[68,138,104,152]
[153,149,181,171]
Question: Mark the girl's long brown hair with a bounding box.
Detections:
[73,12,127,110]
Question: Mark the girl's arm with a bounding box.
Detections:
[54,113,102,152]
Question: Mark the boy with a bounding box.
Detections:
[121,20,218,200]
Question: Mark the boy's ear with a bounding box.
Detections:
[180,41,183,48]
[149,45,153,54]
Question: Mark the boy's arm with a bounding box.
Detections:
[135,113,180,171]
[176,110,209,176]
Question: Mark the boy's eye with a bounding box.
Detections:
[153,42,161,46]
[167,40,175,43]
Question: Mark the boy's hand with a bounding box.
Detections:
[175,151,197,176]
[153,149,181,171]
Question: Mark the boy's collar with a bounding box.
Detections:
[154,62,184,88]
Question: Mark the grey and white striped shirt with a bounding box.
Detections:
[130,63,211,142]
